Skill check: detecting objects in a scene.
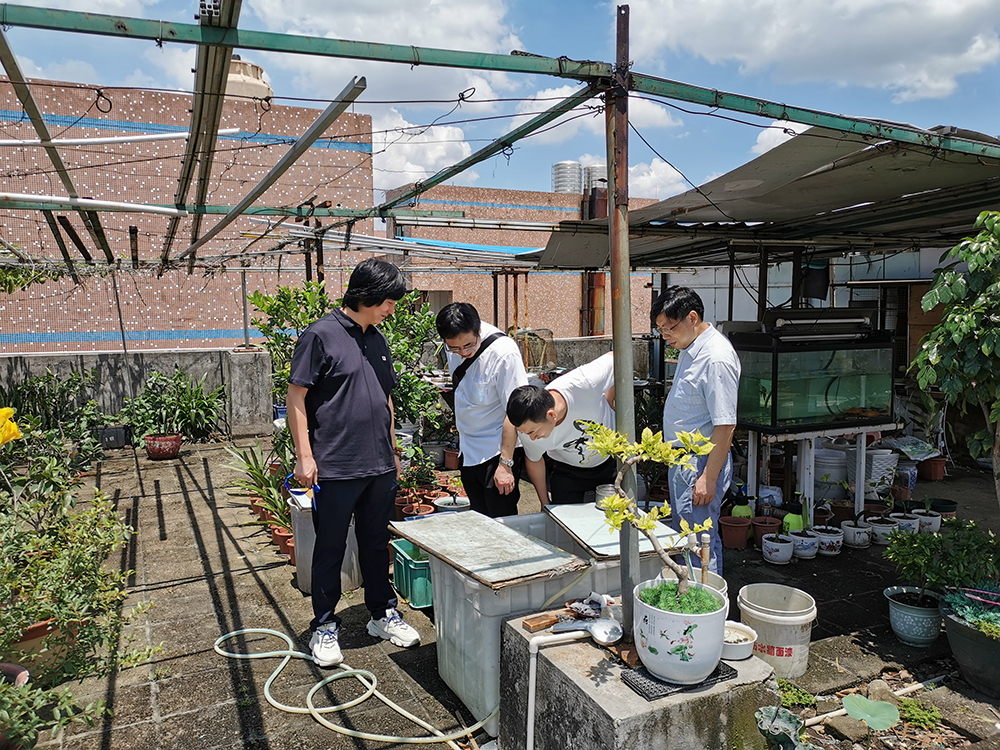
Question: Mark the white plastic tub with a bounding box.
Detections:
[738,583,817,678]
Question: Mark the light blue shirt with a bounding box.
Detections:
[662,323,741,445]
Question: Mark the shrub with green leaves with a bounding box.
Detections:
[119,368,226,444]
[638,580,721,614]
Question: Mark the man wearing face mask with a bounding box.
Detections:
[652,285,740,575]
[435,302,536,517]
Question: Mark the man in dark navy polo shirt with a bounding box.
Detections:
[287,258,420,667]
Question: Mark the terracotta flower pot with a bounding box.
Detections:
[288,537,296,566]
[751,516,781,548]
[144,433,182,460]
[719,516,751,550]
[918,456,946,481]
[271,526,292,551]
[444,449,460,471]
[402,502,435,519]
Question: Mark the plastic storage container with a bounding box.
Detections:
[391,539,433,609]
[430,512,670,737]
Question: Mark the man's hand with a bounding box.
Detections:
[294,454,318,490]
[395,453,403,481]
[693,472,714,506]
[494,462,514,494]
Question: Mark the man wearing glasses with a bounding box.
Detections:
[435,302,531,517]
[652,286,741,575]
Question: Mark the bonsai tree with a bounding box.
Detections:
[585,422,714,595]
[911,210,1000,506]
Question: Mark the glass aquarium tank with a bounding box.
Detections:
[729,331,893,433]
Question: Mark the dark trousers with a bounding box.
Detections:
[310,471,397,629]
[548,456,617,504]
[460,447,524,518]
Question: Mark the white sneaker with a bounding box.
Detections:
[309,623,343,667]
[367,607,420,647]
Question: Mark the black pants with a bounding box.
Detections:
[310,471,397,629]
[460,448,525,518]
[548,456,617,504]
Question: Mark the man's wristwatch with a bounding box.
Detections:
[498,456,514,468]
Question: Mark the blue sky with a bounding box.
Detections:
[5,0,1000,202]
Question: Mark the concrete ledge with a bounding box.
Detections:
[499,612,781,750]
[0,348,273,438]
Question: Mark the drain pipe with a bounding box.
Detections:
[527,631,591,750]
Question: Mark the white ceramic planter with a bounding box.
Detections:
[762,533,794,565]
[433,494,471,513]
[813,525,844,556]
[721,621,757,661]
[866,517,899,545]
[888,512,919,535]
[634,580,728,684]
[790,530,819,559]
[842,519,872,548]
[913,509,942,534]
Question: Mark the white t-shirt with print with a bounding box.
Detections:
[445,322,528,467]
[520,352,616,468]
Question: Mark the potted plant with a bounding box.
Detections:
[882,519,1000,648]
[912,498,942,533]
[0,409,155,747]
[119,368,227,459]
[941,581,1000,698]
[585,422,727,684]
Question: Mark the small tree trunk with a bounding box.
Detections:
[993,419,1000,513]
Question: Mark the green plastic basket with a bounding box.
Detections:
[391,539,433,609]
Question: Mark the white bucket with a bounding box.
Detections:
[288,502,362,594]
[814,448,848,500]
[737,583,817,678]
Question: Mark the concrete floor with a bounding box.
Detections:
[36,443,1000,749]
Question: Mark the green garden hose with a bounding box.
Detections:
[214,628,494,748]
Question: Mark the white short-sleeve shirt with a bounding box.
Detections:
[521,352,616,468]
[445,322,528,467]
[662,323,741,446]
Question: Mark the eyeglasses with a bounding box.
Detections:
[656,320,683,337]
[446,337,480,354]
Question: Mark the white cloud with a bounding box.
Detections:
[142,46,196,91]
[6,0,154,13]
[628,158,687,200]
[16,56,100,85]
[510,87,681,146]
[628,0,1000,102]
[247,0,522,106]
[750,119,811,154]
[372,108,478,194]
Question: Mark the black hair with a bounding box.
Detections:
[342,258,406,311]
[650,285,705,325]
[436,302,481,340]
[506,385,555,427]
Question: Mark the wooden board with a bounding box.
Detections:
[390,512,588,590]
[545,502,684,560]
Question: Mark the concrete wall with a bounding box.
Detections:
[0,348,273,438]
[552,337,652,379]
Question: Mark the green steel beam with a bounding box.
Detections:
[0,200,462,217]
[377,83,601,214]
[0,5,612,80]
[631,72,1000,161]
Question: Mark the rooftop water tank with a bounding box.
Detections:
[551,160,582,194]
[584,163,608,194]
[226,56,274,100]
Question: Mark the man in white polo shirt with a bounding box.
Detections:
[505,352,617,505]
[436,302,529,518]
[653,286,741,575]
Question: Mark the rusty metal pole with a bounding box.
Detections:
[608,4,639,636]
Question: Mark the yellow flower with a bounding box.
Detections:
[0,407,22,446]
